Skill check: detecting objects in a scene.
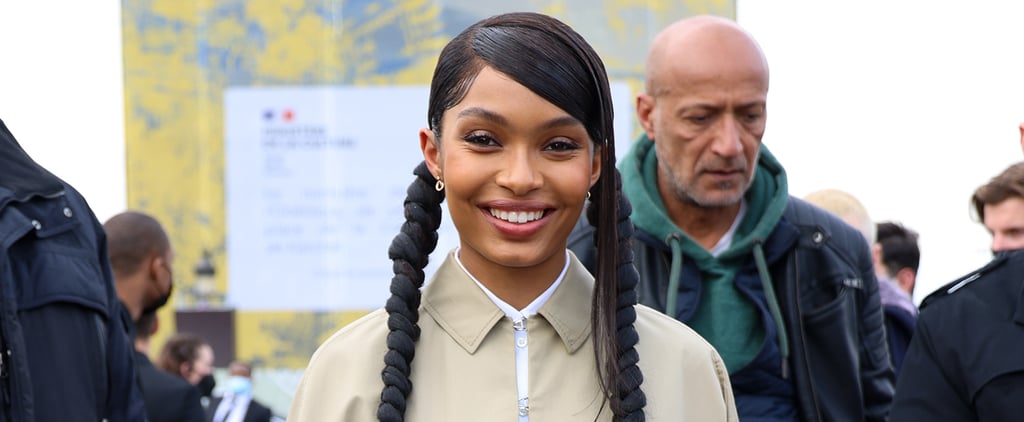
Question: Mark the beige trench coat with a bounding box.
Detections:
[289,251,737,421]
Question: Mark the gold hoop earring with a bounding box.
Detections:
[586,191,591,200]
[435,179,445,192]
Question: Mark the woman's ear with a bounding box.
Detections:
[590,144,602,189]
[420,127,442,179]
[180,362,192,378]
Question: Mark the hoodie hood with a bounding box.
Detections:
[621,133,789,260]
[621,133,792,375]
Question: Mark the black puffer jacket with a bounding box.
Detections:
[569,197,894,421]
[0,118,146,421]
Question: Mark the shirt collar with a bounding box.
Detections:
[454,247,569,319]
[422,249,593,354]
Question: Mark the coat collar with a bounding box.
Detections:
[422,250,593,355]
[0,118,64,206]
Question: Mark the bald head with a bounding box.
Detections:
[104,211,170,278]
[804,189,875,245]
[645,15,769,96]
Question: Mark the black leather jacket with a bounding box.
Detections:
[569,197,894,421]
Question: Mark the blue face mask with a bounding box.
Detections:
[225,376,251,396]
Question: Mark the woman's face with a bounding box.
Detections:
[186,344,215,385]
[422,66,601,284]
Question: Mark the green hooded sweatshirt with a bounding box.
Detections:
[621,133,789,373]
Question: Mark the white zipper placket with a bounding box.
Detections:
[513,316,529,421]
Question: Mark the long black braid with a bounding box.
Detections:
[376,162,444,421]
[588,168,646,421]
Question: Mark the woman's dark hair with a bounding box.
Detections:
[377,12,645,421]
[157,332,208,379]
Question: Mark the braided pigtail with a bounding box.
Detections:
[376,161,444,422]
[587,167,646,421]
[610,169,645,420]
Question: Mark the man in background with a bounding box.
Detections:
[104,210,175,321]
[106,210,205,421]
[972,162,1024,252]
[570,16,892,421]
[872,221,920,373]
[874,221,920,298]
[0,117,145,420]
[892,161,1024,420]
[207,361,274,422]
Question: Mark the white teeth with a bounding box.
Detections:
[489,209,545,224]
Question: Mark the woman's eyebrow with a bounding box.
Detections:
[457,107,581,131]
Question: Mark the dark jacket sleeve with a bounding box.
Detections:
[247,400,275,422]
[889,314,974,421]
[857,266,896,422]
[883,307,915,375]
[178,383,206,422]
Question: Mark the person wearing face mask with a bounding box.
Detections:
[158,333,218,403]
[106,210,206,421]
[207,361,273,422]
[105,210,176,323]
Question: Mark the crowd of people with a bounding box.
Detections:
[0,9,1021,422]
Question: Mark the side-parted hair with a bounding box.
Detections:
[377,12,646,422]
[157,333,209,379]
[875,221,920,277]
[972,161,1024,222]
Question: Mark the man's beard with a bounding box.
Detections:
[142,283,173,314]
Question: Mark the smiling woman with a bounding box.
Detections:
[288,11,737,422]
[421,66,601,306]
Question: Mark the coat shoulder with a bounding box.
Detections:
[635,304,717,354]
[920,250,1024,310]
[289,308,389,421]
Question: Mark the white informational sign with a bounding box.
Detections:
[225,84,632,311]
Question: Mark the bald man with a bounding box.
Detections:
[104,210,175,321]
[570,16,893,421]
[104,211,202,421]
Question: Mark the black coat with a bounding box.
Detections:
[0,118,146,421]
[569,197,894,421]
[891,249,1024,421]
[136,351,206,422]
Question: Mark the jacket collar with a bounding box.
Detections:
[0,118,64,207]
[422,250,593,355]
